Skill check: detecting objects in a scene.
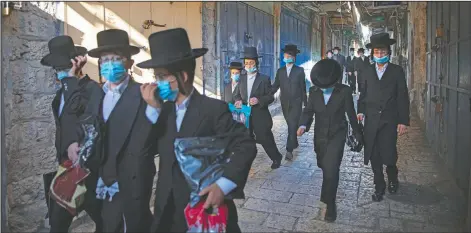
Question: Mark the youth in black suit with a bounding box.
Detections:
[271,44,307,160]
[297,59,362,222]
[358,33,410,202]
[138,28,257,233]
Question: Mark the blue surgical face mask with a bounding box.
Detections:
[321,87,334,94]
[245,66,257,74]
[333,50,339,55]
[156,80,178,102]
[283,57,294,64]
[231,74,240,82]
[373,55,390,64]
[56,69,71,81]
[100,61,127,83]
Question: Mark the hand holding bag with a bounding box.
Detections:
[346,120,364,152]
[228,103,251,129]
[174,132,244,232]
[49,160,90,216]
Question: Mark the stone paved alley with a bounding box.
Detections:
[42,109,466,233]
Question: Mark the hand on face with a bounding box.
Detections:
[68,56,87,77]
[140,83,161,109]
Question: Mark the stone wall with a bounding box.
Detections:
[1,2,62,232]
[409,2,428,122]
[201,2,219,97]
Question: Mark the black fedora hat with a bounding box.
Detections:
[136,28,208,69]
[349,47,355,51]
[358,48,365,53]
[40,36,87,68]
[333,46,341,51]
[281,44,301,56]
[241,47,262,59]
[229,61,243,70]
[310,59,342,89]
[365,32,396,49]
[88,29,140,58]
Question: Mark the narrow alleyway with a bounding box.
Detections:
[41,108,466,233]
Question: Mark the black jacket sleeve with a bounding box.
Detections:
[299,87,316,132]
[257,75,275,108]
[396,67,410,126]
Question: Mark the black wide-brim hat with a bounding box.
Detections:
[310,59,342,89]
[40,35,87,68]
[333,46,341,51]
[241,47,262,59]
[88,29,140,58]
[229,61,243,70]
[358,48,365,53]
[136,28,208,69]
[281,44,300,56]
[366,32,396,49]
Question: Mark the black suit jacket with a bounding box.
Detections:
[151,90,256,230]
[78,79,157,231]
[353,56,371,84]
[357,63,410,165]
[233,72,275,130]
[271,65,307,109]
[52,75,101,164]
[224,82,238,103]
[346,56,356,72]
[299,84,361,146]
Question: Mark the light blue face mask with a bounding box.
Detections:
[245,66,257,74]
[321,87,334,94]
[156,80,178,102]
[283,57,294,64]
[100,61,127,83]
[373,55,390,64]
[56,69,71,81]
[231,74,240,82]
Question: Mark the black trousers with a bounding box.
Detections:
[358,82,365,94]
[50,173,103,233]
[249,118,282,162]
[348,74,357,93]
[283,104,302,153]
[156,191,241,233]
[370,132,399,192]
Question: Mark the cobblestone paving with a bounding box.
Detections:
[41,109,467,233]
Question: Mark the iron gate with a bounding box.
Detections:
[279,7,312,91]
[425,1,471,209]
[219,2,275,100]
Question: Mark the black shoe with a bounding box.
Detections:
[271,159,281,169]
[388,181,399,194]
[285,152,293,161]
[324,203,337,222]
[372,190,385,202]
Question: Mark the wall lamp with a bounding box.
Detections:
[2,2,22,17]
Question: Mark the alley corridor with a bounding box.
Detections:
[57,109,466,233]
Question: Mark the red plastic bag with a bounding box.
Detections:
[184,201,228,233]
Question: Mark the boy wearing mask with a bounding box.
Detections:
[271,44,307,160]
[233,47,283,169]
[138,28,256,232]
[40,35,103,233]
[84,29,159,232]
[297,59,363,222]
[358,33,410,202]
[224,61,243,103]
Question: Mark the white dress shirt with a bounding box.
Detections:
[58,93,65,116]
[286,64,294,77]
[375,63,389,80]
[247,72,257,100]
[102,76,159,124]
